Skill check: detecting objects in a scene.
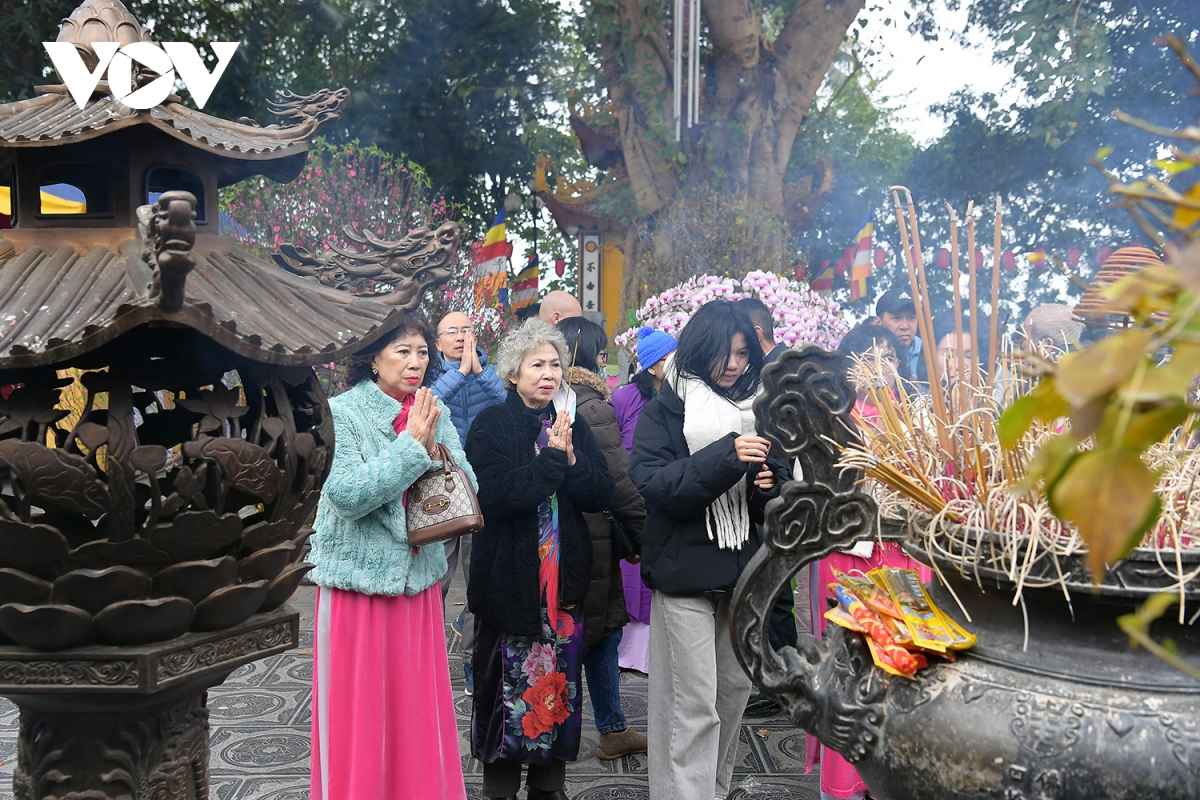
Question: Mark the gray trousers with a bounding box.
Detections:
[441,534,474,651]
[649,590,753,800]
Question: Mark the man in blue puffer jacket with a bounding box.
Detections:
[431,310,506,695]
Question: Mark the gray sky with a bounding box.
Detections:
[861,1,1015,145]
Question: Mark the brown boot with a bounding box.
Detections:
[596,727,648,760]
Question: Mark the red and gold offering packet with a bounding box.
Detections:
[823,606,865,632]
[878,569,956,653]
[876,609,915,646]
[935,605,977,650]
[825,583,913,644]
[830,582,920,678]
[864,636,929,676]
[833,568,903,619]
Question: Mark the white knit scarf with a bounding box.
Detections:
[673,371,759,550]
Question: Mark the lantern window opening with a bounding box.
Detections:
[36,163,110,217]
[0,166,14,228]
[145,166,206,222]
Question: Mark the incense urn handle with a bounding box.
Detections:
[731,347,885,761]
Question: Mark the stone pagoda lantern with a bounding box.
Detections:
[0,1,460,796]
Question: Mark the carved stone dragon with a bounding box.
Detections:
[273,221,461,309]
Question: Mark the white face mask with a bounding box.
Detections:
[552,380,577,419]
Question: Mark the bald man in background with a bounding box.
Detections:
[539,290,583,325]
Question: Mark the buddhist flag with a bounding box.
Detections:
[850,220,873,301]
[811,260,834,293]
[474,209,512,310]
[512,253,539,310]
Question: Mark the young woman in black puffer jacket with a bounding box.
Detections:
[629,300,790,800]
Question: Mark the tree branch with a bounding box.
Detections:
[772,0,866,174]
[703,0,764,117]
[594,0,679,213]
[794,55,862,140]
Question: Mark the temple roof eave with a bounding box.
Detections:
[0,238,406,369]
[535,188,624,233]
[0,89,339,182]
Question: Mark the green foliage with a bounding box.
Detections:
[1118,592,1200,682]
[0,0,78,103]
[999,243,1200,579]
[787,53,918,309]
[899,0,1197,321]
[998,33,1200,582]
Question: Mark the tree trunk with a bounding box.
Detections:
[599,0,862,213]
[593,0,863,305]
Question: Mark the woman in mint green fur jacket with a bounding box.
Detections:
[308,313,477,800]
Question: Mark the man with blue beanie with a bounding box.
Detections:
[432,310,506,695]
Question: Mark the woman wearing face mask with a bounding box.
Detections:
[464,319,615,800]
[629,300,790,800]
[309,312,475,800]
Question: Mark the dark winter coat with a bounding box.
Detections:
[629,382,790,595]
[464,389,615,636]
[568,368,647,649]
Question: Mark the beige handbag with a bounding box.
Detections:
[406,445,484,546]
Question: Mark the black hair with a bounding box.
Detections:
[738,297,774,342]
[633,368,656,399]
[515,302,541,323]
[556,317,609,375]
[837,323,911,382]
[344,310,443,387]
[933,312,973,348]
[674,300,763,402]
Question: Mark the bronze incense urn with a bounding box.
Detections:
[0,1,459,796]
[732,347,1200,800]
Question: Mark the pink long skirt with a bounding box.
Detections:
[805,545,931,799]
[311,584,465,800]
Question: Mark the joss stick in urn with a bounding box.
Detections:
[946,203,968,426]
[963,200,987,474]
[890,188,930,372]
[966,201,980,385]
[988,195,1003,395]
[908,195,955,463]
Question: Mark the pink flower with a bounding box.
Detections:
[521,642,557,680]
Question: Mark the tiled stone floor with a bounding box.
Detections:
[0,582,819,799]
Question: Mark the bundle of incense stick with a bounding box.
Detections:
[837,191,1200,605]
[885,188,1008,499]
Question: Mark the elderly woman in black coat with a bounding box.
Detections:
[464,318,615,800]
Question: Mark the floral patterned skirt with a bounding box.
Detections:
[471,604,584,765]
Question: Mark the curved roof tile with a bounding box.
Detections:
[0,240,402,369]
